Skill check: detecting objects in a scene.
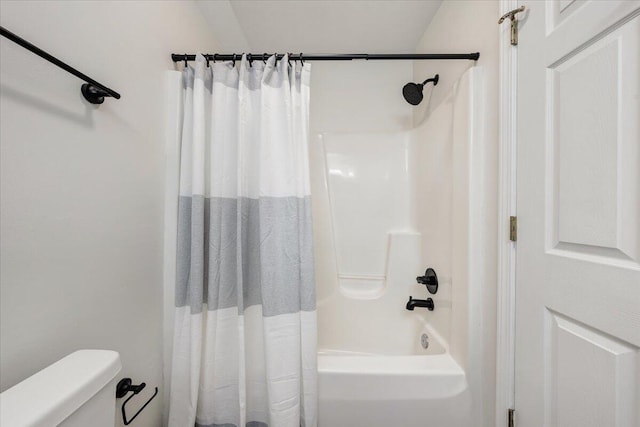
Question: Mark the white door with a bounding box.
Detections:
[515,1,640,426]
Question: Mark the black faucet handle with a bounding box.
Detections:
[416,268,438,294]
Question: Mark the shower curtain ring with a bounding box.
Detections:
[203,54,210,67]
[247,53,253,67]
[232,53,236,67]
[299,53,304,66]
[287,53,292,67]
[184,54,188,68]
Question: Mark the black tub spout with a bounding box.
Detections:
[406,296,434,311]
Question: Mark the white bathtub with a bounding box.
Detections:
[317,323,472,427]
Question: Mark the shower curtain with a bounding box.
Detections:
[168,54,317,427]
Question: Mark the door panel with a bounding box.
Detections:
[548,15,639,266]
[515,1,640,426]
[545,310,637,427]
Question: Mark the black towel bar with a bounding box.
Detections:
[0,25,120,104]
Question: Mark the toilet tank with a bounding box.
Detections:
[0,350,121,427]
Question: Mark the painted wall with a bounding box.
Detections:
[0,2,217,425]
[309,61,414,134]
[413,2,500,427]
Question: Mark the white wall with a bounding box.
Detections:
[309,61,414,134]
[0,2,217,425]
[413,2,499,427]
[414,1,498,125]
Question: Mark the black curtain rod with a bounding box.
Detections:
[0,26,120,104]
[171,52,480,63]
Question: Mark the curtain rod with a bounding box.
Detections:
[0,25,120,104]
[171,52,480,63]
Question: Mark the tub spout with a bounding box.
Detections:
[406,296,434,311]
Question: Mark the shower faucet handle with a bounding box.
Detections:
[416,268,438,294]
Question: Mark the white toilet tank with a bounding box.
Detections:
[0,350,121,427]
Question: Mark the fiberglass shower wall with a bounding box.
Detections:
[307,60,419,354]
[310,65,484,363]
[311,112,454,355]
[314,129,423,354]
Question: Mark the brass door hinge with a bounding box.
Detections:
[499,5,526,45]
[508,408,515,427]
[509,216,517,242]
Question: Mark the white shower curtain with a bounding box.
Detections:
[168,54,317,427]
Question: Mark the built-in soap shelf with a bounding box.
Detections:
[336,231,421,301]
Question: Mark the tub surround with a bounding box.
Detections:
[313,67,482,427]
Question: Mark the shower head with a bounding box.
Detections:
[402,74,439,105]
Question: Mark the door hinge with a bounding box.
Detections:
[508,408,515,427]
[509,216,517,241]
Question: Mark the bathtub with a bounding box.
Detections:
[317,321,472,427]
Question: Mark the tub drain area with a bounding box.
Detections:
[421,333,429,349]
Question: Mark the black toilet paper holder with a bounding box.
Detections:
[116,378,158,425]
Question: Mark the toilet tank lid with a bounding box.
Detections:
[0,350,122,427]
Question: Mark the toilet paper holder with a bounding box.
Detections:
[116,378,158,425]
